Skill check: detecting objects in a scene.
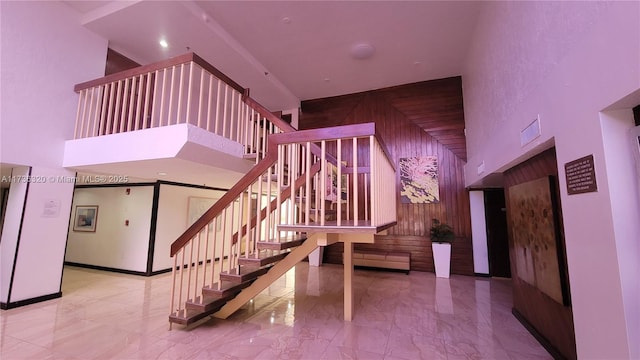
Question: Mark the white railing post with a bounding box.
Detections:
[369,135,375,225]
[186,62,194,124]
[320,141,326,226]
[353,137,359,226]
[176,63,185,125]
[119,78,129,133]
[126,76,136,132]
[98,84,109,136]
[337,139,342,226]
[134,75,144,131]
[222,84,229,138]
[214,80,222,135]
[143,72,152,129]
[206,75,214,132]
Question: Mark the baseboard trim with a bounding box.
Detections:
[512,308,566,360]
[474,272,491,278]
[65,262,149,276]
[150,268,172,276]
[1,292,62,310]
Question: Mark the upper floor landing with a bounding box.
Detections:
[63,53,286,185]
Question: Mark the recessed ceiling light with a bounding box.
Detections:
[350,43,375,60]
[159,39,168,48]
[157,172,167,176]
[282,16,291,24]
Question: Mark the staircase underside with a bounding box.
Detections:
[168,226,394,327]
[64,123,253,187]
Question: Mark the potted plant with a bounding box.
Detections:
[430,218,454,278]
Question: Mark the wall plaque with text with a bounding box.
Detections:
[564,154,598,195]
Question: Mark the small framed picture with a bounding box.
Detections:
[73,205,98,232]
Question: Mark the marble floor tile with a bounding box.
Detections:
[0,263,551,359]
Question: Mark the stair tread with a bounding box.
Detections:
[220,265,272,283]
[238,250,289,267]
[202,280,252,298]
[256,235,307,250]
[169,307,217,326]
[185,294,231,312]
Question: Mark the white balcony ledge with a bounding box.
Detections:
[63,124,254,187]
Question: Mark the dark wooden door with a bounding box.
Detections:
[484,189,511,278]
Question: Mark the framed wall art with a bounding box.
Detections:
[73,205,98,232]
[507,176,569,305]
[399,156,439,203]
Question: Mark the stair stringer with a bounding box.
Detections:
[213,234,321,319]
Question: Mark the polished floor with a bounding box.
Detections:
[0,263,551,359]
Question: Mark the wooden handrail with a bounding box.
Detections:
[242,95,297,133]
[74,52,244,94]
[243,95,342,166]
[170,150,277,256]
[230,161,323,244]
[270,123,396,171]
[270,123,375,143]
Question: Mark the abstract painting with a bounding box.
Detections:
[508,176,565,305]
[73,205,98,232]
[399,156,439,203]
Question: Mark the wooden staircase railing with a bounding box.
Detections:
[168,122,397,327]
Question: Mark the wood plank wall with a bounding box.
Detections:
[503,147,576,360]
[299,77,473,275]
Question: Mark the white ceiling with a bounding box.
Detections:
[63,0,484,111]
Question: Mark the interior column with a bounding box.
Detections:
[343,240,354,321]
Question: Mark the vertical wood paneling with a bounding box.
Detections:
[503,148,576,360]
[300,78,473,275]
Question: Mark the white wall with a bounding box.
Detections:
[0,1,107,168]
[600,109,640,359]
[0,1,107,306]
[463,2,640,358]
[153,184,227,271]
[469,190,489,275]
[10,167,76,302]
[66,186,154,273]
[0,167,30,303]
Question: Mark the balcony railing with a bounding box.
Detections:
[73,53,288,159]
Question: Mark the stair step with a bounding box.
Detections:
[219,265,272,284]
[202,280,252,298]
[184,294,231,313]
[256,235,307,250]
[237,251,289,268]
[170,277,260,326]
[169,307,216,326]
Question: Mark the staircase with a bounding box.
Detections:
[167,119,397,327]
[71,52,397,329]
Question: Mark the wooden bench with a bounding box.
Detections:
[350,249,410,274]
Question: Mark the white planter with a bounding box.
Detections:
[432,242,451,278]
